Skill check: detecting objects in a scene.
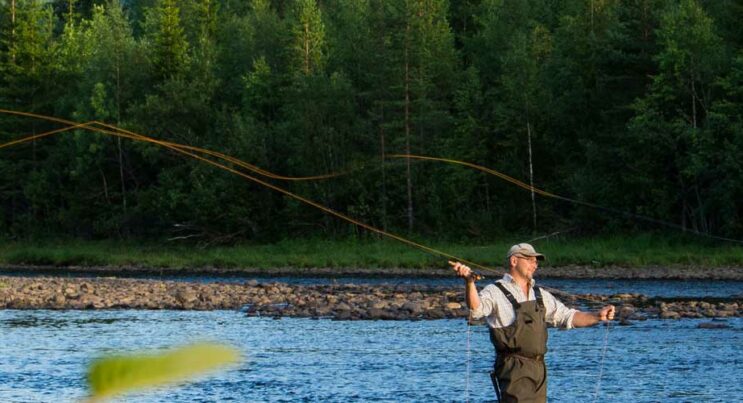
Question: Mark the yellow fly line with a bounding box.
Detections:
[0,108,500,277]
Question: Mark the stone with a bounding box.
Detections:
[697,322,730,329]
[660,311,680,319]
[175,289,199,304]
[402,301,423,313]
[335,310,352,320]
[446,302,462,310]
[619,306,635,318]
[64,287,79,299]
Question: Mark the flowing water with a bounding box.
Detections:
[1,308,741,402]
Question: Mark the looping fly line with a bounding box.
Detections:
[0,108,499,278]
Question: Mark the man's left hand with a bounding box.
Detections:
[598,305,615,321]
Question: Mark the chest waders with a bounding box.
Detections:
[489,283,548,403]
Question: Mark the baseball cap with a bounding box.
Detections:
[506,243,545,261]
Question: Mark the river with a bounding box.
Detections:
[1,308,741,402]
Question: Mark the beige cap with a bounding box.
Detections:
[506,243,545,261]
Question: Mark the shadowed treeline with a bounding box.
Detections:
[1,0,742,242]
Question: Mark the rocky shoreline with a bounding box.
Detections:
[1,276,740,324]
[2,263,743,280]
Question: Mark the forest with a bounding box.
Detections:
[1,0,742,243]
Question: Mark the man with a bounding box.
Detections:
[450,243,615,402]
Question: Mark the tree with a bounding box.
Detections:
[142,0,189,80]
[628,0,723,232]
[290,0,325,77]
[0,0,60,233]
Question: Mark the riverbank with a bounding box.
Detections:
[3,263,743,280]
[1,276,740,322]
[2,235,743,274]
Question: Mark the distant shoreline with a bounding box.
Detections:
[2,263,743,280]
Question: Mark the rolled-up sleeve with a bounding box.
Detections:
[470,284,498,320]
[542,289,578,329]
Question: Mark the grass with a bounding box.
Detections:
[0,233,741,271]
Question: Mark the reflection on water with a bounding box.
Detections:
[4,316,129,329]
[0,310,741,402]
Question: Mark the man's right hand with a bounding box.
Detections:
[449,261,480,281]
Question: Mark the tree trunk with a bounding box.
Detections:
[11,0,16,54]
[380,107,387,231]
[691,75,697,129]
[527,120,537,234]
[303,22,310,75]
[525,95,537,234]
[404,21,413,233]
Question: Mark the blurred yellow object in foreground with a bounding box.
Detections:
[87,342,240,400]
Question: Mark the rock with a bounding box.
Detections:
[716,310,735,318]
[619,306,635,318]
[719,303,738,311]
[64,287,79,299]
[315,306,332,317]
[52,294,65,306]
[697,322,730,329]
[175,289,198,304]
[409,292,423,300]
[629,313,648,321]
[660,311,680,319]
[402,301,423,313]
[446,302,462,310]
[428,309,446,319]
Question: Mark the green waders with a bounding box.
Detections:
[489,283,548,403]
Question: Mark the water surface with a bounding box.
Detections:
[1,310,741,402]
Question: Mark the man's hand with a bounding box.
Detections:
[449,261,482,311]
[448,261,481,281]
[598,305,615,321]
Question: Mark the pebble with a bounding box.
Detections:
[0,276,741,321]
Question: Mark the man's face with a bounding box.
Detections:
[511,254,539,281]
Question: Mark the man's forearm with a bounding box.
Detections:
[571,311,600,328]
[465,280,480,310]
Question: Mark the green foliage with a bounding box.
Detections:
[290,0,326,76]
[87,343,240,399]
[1,0,742,243]
[2,235,742,269]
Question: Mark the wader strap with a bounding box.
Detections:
[494,282,519,309]
[495,282,545,311]
[490,369,502,402]
[534,287,545,310]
